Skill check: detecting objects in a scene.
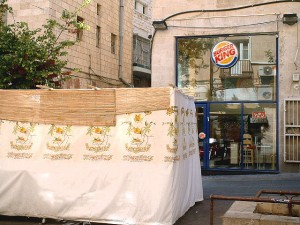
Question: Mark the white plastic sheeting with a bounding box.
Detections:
[0,88,203,225]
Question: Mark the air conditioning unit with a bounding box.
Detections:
[257,86,273,100]
[258,66,275,76]
[258,66,276,84]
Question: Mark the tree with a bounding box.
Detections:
[0,0,91,89]
[178,38,215,71]
[177,37,216,87]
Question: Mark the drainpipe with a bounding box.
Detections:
[118,0,132,87]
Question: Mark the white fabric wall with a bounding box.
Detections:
[0,89,203,225]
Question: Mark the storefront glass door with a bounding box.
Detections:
[196,104,208,167]
[208,103,242,169]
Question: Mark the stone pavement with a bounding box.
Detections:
[175,172,300,225]
[1,173,300,225]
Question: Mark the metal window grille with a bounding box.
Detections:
[284,99,300,162]
[231,61,242,75]
[133,35,150,69]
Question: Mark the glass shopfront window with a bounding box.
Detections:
[244,103,277,170]
[205,103,277,170]
[179,33,278,171]
[177,34,277,102]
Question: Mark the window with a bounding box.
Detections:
[143,5,147,14]
[206,103,277,170]
[231,39,250,60]
[76,16,84,41]
[284,99,300,162]
[97,4,101,16]
[134,1,147,15]
[133,35,151,69]
[96,26,100,48]
[176,34,277,102]
[111,33,117,54]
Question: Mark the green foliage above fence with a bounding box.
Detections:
[0,0,91,89]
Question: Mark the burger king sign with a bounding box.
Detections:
[211,41,239,68]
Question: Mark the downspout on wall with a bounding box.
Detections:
[119,0,132,87]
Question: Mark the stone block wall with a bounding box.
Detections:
[6,0,134,88]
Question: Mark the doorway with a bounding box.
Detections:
[196,103,208,167]
[196,103,277,171]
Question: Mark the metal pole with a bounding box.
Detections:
[210,195,214,225]
[211,194,300,204]
[255,190,300,198]
[118,0,131,87]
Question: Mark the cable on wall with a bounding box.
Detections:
[151,0,300,60]
[168,19,278,30]
[163,0,300,22]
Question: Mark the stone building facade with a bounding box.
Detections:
[6,0,134,88]
[151,0,300,173]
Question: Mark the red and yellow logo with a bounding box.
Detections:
[211,41,239,68]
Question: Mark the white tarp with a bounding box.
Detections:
[0,88,203,225]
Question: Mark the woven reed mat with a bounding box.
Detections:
[115,87,170,115]
[0,89,116,126]
[0,88,171,126]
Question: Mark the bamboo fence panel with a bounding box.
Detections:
[115,88,170,115]
[0,90,41,123]
[0,90,116,126]
[0,88,171,126]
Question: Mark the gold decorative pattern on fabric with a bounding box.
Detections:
[43,154,73,160]
[83,154,113,161]
[85,126,111,152]
[164,156,180,162]
[84,126,113,161]
[45,125,73,160]
[7,152,33,159]
[11,122,36,151]
[47,125,72,151]
[7,122,36,159]
[122,112,155,162]
[123,112,155,153]
[123,155,154,162]
[164,106,179,153]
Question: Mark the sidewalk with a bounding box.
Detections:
[175,172,300,225]
[1,173,300,225]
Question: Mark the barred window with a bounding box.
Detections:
[111,33,117,54]
[76,16,84,41]
[96,26,100,48]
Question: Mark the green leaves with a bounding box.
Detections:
[178,38,215,70]
[0,0,92,89]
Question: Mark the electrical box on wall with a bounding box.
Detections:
[293,73,300,82]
